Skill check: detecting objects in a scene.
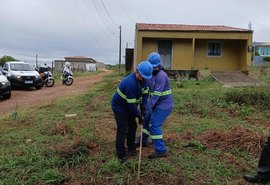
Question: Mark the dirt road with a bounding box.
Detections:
[0,71,111,115]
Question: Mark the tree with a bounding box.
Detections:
[0,55,17,66]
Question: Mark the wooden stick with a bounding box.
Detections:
[137,124,143,179]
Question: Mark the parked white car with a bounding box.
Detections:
[0,70,11,99]
[2,61,43,90]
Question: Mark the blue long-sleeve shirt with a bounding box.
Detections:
[112,72,148,117]
[147,70,174,110]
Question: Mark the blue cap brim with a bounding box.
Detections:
[141,73,152,79]
[151,63,159,67]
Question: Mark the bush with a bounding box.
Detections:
[255,51,260,56]
[263,57,270,62]
[225,87,270,110]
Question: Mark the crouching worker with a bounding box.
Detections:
[136,52,174,159]
[111,61,153,163]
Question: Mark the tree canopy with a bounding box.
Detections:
[0,55,17,66]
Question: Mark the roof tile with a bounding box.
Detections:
[136,23,252,32]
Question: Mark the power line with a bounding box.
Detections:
[117,0,135,25]
[91,0,117,35]
[82,0,116,38]
[72,0,106,50]
[99,0,119,28]
[95,0,122,73]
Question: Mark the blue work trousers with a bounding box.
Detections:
[139,107,172,154]
[114,111,137,159]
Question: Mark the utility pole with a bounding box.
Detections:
[248,21,252,30]
[36,54,38,67]
[118,25,122,75]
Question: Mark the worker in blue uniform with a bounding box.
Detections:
[137,52,174,159]
[111,61,153,163]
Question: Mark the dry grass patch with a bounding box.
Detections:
[245,116,270,127]
[53,137,100,158]
[196,126,265,156]
[52,122,72,136]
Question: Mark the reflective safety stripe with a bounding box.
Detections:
[143,129,163,139]
[142,129,150,136]
[151,134,163,140]
[142,87,149,95]
[151,89,172,96]
[117,88,140,104]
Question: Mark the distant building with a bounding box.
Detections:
[253,42,270,65]
[54,56,98,72]
[134,23,253,75]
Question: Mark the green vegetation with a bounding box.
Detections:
[1,66,270,184]
[263,56,270,62]
[0,55,17,66]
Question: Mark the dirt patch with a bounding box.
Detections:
[195,126,265,156]
[0,71,111,115]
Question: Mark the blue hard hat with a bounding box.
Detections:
[147,52,161,67]
[137,61,153,79]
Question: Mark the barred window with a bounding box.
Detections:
[208,42,221,56]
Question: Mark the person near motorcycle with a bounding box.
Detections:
[62,62,72,84]
[37,64,55,87]
[136,52,174,159]
[111,61,153,163]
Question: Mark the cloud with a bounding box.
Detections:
[0,0,270,65]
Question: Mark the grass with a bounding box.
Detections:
[1,66,270,184]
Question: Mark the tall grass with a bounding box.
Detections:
[1,67,270,184]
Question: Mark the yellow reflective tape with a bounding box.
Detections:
[127,99,137,103]
[162,90,172,95]
[153,91,162,96]
[117,88,126,99]
[142,87,149,94]
[142,129,150,136]
[117,87,141,104]
[151,135,163,140]
[151,90,172,96]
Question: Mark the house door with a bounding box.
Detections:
[158,40,172,69]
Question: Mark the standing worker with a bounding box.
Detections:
[111,61,153,163]
[137,52,174,159]
[243,134,270,183]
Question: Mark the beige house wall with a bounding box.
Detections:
[134,30,253,71]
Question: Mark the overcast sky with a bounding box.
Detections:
[0,0,270,65]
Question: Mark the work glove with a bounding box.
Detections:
[137,115,144,125]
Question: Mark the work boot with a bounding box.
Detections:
[243,175,270,183]
[148,152,167,159]
[118,156,128,164]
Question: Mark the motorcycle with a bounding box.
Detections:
[61,70,73,86]
[37,67,55,87]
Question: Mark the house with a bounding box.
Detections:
[134,23,253,76]
[54,56,98,72]
[253,42,270,65]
